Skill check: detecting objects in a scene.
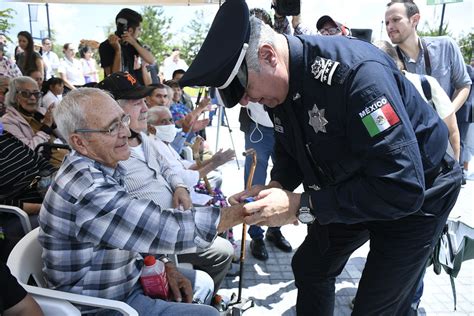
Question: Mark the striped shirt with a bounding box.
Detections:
[38,151,220,301]
[0,132,55,208]
[120,132,183,208]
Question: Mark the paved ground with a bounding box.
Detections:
[203,106,474,315]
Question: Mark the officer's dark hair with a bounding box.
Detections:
[116,8,142,30]
[172,69,186,80]
[250,8,273,28]
[386,0,419,18]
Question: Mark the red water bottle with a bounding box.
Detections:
[140,255,170,300]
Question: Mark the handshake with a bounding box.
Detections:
[217,183,302,232]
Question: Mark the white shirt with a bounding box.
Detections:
[163,56,188,81]
[246,102,274,127]
[403,71,454,119]
[149,134,199,189]
[40,90,62,114]
[42,50,60,80]
[58,57,85,86]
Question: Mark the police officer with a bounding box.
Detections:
[179,0,462,315]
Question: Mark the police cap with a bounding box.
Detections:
[179,0,250,108]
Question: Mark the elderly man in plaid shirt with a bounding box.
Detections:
[38,87,247,315]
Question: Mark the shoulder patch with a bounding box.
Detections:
[359,95,400,137]
[311,57,340,86]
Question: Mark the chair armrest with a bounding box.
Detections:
[23,285,139,316]
[0,205,32,234]
[30,295,81,315]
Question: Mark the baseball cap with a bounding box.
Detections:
[96,72,154,100]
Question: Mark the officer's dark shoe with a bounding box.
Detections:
[265,230,292,252]
[250,239,268,261]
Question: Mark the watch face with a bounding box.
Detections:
[298,212,315,223]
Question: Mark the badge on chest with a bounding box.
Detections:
[308,104,328,134]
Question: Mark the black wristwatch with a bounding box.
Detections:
[296,192,315,224]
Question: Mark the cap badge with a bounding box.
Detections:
[308,104,328,134]
[311,57,340,86]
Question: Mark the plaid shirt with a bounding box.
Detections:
[38,151,220,301]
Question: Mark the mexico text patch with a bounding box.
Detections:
[359,95,400,137]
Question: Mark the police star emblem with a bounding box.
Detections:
[308,104,328,134]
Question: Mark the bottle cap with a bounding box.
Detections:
[144,255,156,266]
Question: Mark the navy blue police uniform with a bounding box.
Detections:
[177,0,462,314]
[269,34,461,315]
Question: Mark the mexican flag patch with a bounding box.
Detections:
[359,95,400,137]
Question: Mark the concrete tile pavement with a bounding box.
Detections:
[204,106,474,315]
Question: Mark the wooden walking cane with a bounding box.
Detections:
[227,149,257,315]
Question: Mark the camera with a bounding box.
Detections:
[116,18,128,36]
[272,0,300,16]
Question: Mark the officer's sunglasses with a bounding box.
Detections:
[17,90,42,99]
[75,114,131,136]
[218,43,249,108]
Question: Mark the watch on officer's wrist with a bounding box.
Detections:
[296,192,315,224]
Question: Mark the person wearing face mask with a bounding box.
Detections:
[147,106,234,190]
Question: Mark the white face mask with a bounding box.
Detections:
[153,124,177,143]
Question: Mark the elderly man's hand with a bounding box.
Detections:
[211,148,235,167]
[173,187,192,210]
[165,262,193,303]
[217,203,251,233]
[228,184,267,205]
[243,188,301,227]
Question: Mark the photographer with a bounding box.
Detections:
[98,8,155,85]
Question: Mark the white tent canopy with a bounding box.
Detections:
[6,0,222,4]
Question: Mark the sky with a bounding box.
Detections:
[1,0,473,56]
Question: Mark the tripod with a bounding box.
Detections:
[214,94,240,169]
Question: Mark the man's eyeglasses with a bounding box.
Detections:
[318,27,341,35]
[17,90,42,99]
[75,114,131,136]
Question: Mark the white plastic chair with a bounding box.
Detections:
[0,204,32,234]
[7,228,138,316]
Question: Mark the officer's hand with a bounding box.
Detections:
[228,184,267,205]
[173,187,192,210]
[165,262,193,303]
[243,188,300,227]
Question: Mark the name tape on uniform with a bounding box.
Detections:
[359,95,400,137]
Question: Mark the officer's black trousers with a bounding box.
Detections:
[292,160,461,316]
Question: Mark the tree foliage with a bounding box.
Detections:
[457,32,473,64]
[0,8,16,41]
[418,21,450,37]
[181,10,210,65]
[140,6,172,66]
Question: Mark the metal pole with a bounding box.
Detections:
[438,4,446,36]
[46,3,51,39]
[28,5,33,35]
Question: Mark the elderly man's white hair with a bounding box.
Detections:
[54,88,113,145]
[245,16,276,73]
[147,106,172,125]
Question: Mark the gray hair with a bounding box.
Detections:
[245,16,276,73]
[54,88,111,145]
[116,98,130,108]
[147,106,171,125]
[4,76,38,109]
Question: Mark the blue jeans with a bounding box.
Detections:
[244,122,281,240]
[97,267,217,316]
